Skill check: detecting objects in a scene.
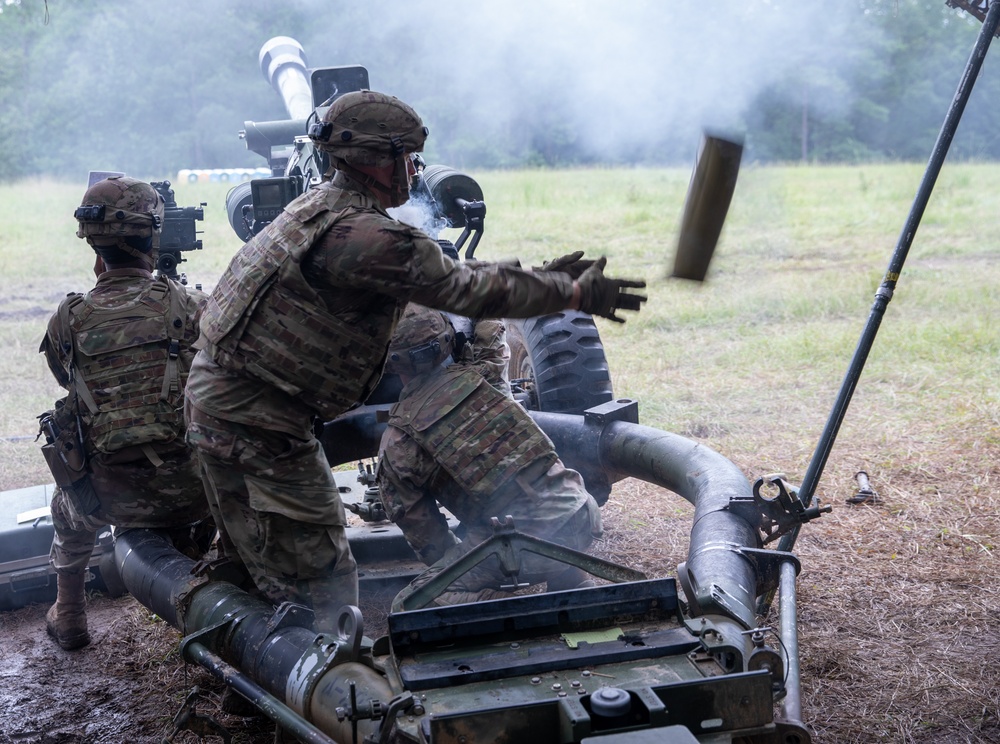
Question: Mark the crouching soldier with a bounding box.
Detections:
[38,176,213,650]
[376,304,603,611]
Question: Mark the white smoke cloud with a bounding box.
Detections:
[296,0,876,162]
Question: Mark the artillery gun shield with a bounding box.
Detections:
[672,133,744,282]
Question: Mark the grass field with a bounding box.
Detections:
[1,164,999,742]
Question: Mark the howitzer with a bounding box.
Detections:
[225,36,487,252]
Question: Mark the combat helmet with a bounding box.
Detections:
[385,304,455,377]
[75,176,164,262]
[308,90,428,206]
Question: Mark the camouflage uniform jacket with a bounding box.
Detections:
[378,322,578,565]
[187,172,576,434]
[40,267,210,526]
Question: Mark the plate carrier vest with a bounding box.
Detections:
[201,182,396,419]
[388,366,557,502]
[60,277,189,454]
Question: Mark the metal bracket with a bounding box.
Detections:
[732,474,831,545]
[741,548,800,598]
[399,517,646,611]
[583,398,639,426]
[267,601,316,635]
[683,615,749,675]
[178,615,244,665]
[456,199,486,259]
[363,692,415,744]
[743,627,786,696]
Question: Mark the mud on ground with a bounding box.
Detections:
[1,470,999,744]
[0,595,276,744]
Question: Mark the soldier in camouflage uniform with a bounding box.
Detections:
[39,176,213,650]
[378,305,602,611]
[184,90,644,632]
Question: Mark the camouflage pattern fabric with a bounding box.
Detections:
[378,319,602,610]
[383,304,455,378]
[185,170,578,622]
[50,457,214,575]
[312,90,427,168]
[200,182,396,420]
[457,319,511,397]
[47,273,199,453]
[184,401,357,633]
[387,366,557,500]
[41,268,212,573]
[76,175,164,255]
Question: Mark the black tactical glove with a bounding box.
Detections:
[533,250,597,280]
[576,257,647,323]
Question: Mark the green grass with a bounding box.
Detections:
[2,164,1000,742]
[3,164,999,483]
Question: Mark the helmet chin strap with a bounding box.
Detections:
[88,237,156,271]
[387,154,412,208]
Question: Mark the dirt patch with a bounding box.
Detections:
[0,596,275,744]
[2,467,999,743]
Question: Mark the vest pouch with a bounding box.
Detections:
[391,368,557,500]
[75,313,183,454]
[236,284,389,418]
[40,443,100,516]
[75,315,170,357]
[88,402,182,454]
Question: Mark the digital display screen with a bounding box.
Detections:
[256,182,285,207]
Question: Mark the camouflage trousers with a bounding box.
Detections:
[392,466,602,611]
[185,403,358,633]
[49,445,214,576]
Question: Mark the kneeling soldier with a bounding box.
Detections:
[377,304,603,610]
[38,176,212,650]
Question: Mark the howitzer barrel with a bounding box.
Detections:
[259,36,314,121]
[242,37,314,165]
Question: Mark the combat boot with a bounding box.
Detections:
[45,572,90,650]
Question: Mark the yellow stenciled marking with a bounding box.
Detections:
[884,272,900,282]
[561,628,624,649]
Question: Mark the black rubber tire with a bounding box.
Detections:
[506,311,613,414]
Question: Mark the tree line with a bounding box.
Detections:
[0,0,997,181]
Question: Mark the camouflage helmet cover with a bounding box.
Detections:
[309,90,428,167]
[75,176,164,253]
[386,304,455,376]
